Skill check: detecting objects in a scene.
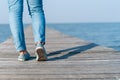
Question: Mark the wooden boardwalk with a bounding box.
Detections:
[0,26,120,80]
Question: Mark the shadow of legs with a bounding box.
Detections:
[48,43,98,61]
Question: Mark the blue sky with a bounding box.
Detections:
[0,0,120,23]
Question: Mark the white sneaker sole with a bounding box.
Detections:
[18,58,26,61]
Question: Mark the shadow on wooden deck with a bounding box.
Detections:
[48,43,98,61]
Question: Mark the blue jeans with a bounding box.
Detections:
[8,0,46,51]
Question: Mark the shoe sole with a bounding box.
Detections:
[18,57,30,61]
[36,48,47,61]
[18,58,26,61]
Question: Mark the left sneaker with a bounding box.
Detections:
[35,43,47,61]
[18,52,30,61]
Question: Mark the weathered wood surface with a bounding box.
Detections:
[0,26,120,80]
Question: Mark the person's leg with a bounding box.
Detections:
[8,0,30,61]
[26,0,46,44]
[26,0,47,61]
[8,0,26,51]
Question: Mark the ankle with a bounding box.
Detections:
[19,50,28,54]
[35,41,45,46]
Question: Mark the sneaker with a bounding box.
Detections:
[35,43,47,61]
[18,52,30,61]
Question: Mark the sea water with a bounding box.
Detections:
[47,23,120,51]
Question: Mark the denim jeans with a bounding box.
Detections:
[8,0,46,51]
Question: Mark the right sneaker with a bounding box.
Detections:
[35,43,47,61]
